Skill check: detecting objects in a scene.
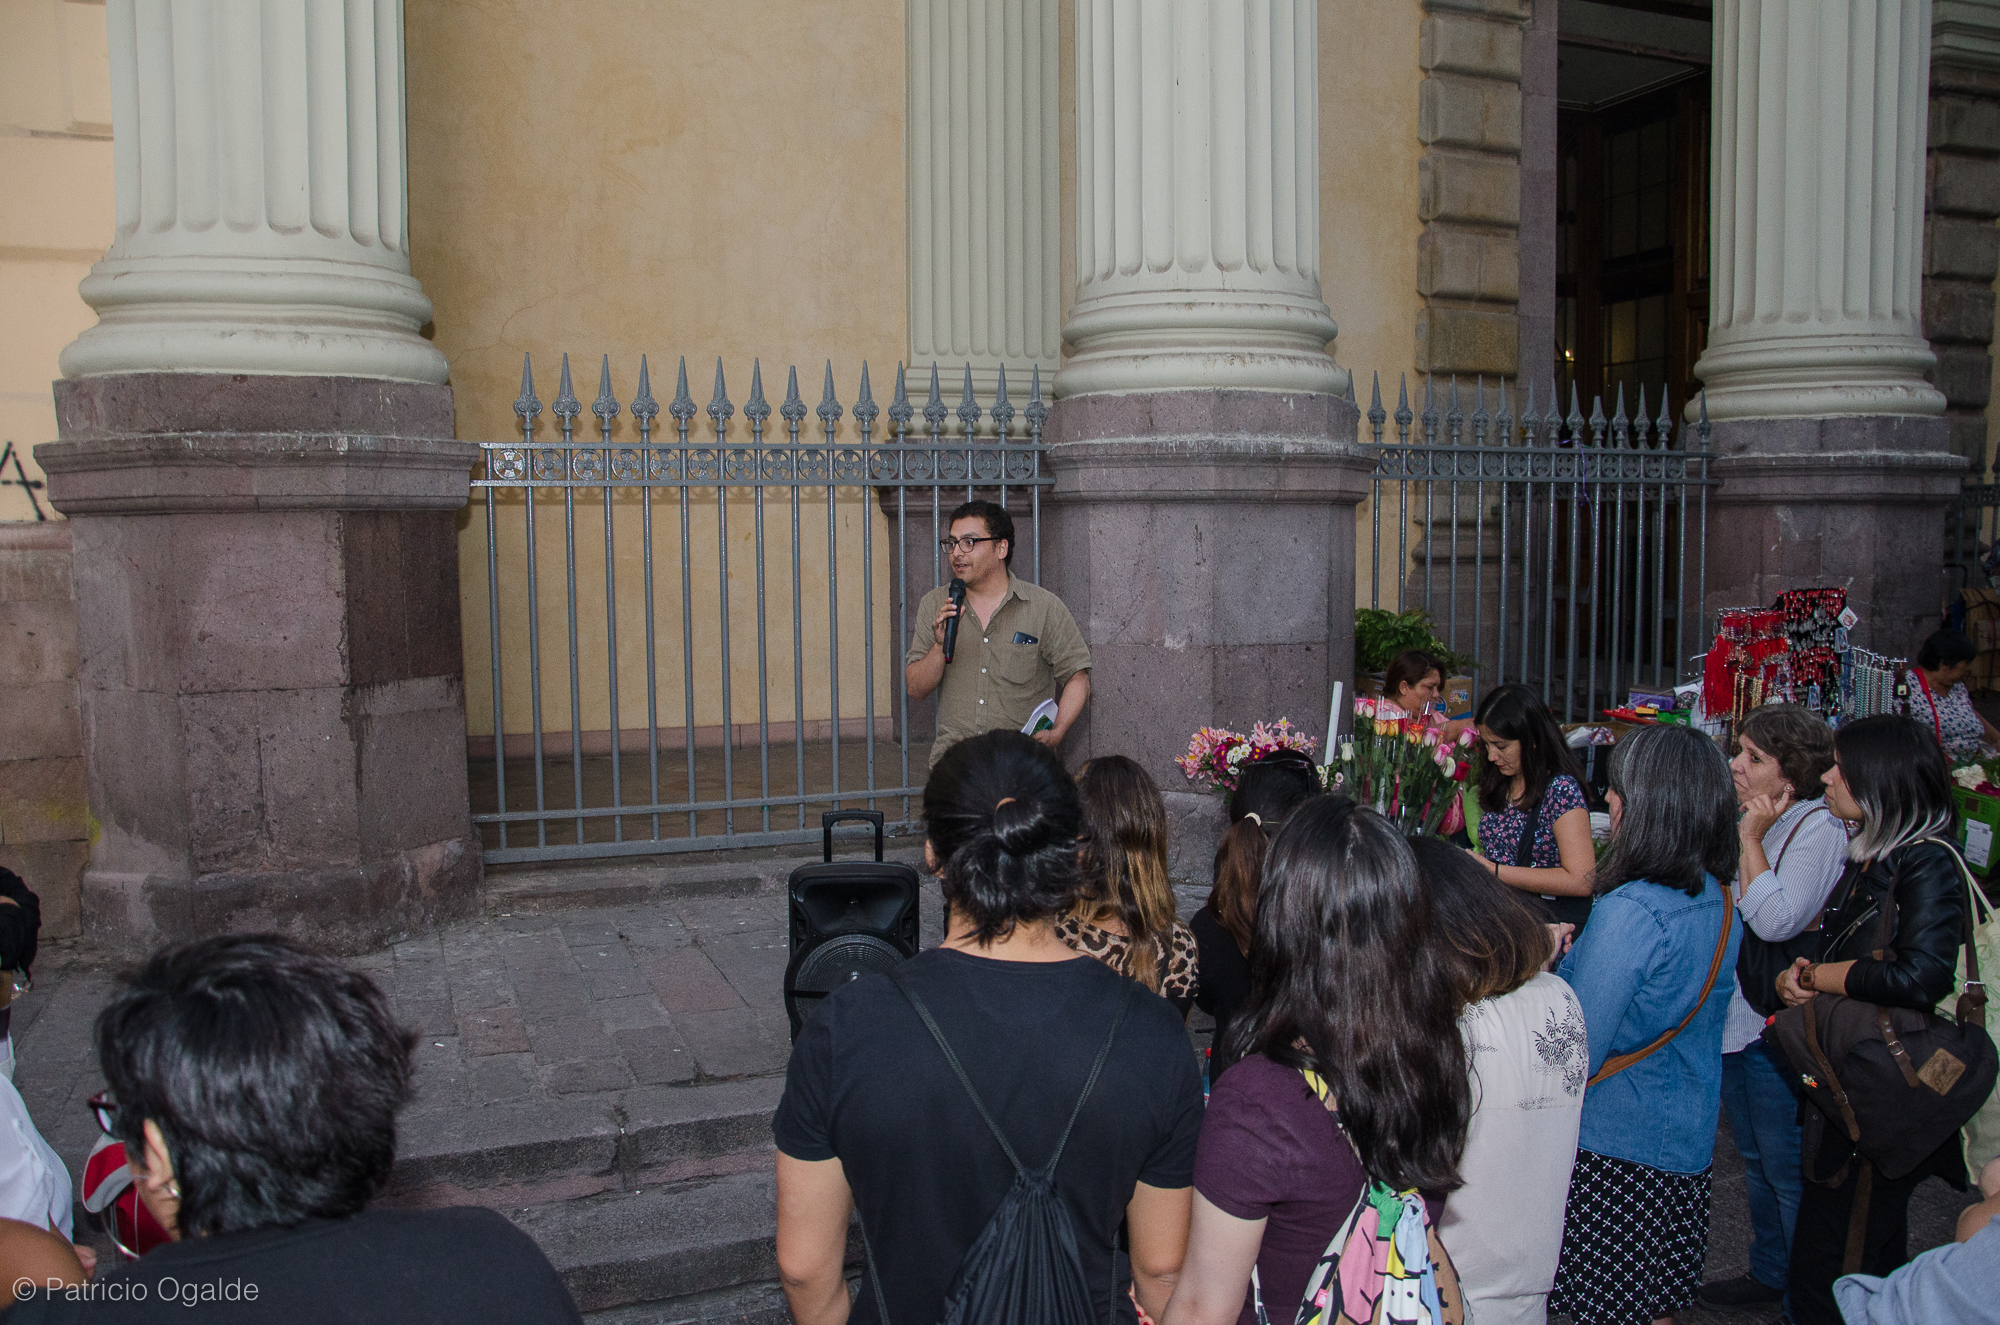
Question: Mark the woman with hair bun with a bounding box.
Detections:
[1191,750,1325,1082]
[774,731,1205,1325]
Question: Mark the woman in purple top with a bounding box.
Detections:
[1160,798,1471,1325]
[1468,684,1597,929]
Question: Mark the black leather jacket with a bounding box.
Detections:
[1815,837,1968,1011]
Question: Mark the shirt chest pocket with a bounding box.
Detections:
[990,640,1044,686]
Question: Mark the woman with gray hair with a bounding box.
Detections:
[1549,724,1742,1325]
[1778,716,1973,1325]
[1699,705,1852,1312]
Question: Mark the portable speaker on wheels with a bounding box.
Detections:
[783,810,921,1038]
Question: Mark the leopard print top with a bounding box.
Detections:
[1053,913,1200,1000]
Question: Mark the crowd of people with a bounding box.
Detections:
[0,636,1987,1324]
[776,649,1996,1325]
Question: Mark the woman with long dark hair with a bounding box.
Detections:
[774,731,1204,1325]
[1468,683,1596,928]
[1191,750,1324,1080]
[1413,836,1587,1325]
[1778,716,1973,1325]
[1061,755,1199,1012]
[1161,799,1470,1325]
[1550,724,1742,1325]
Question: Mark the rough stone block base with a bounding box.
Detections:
[1707,414,1965,658]
[37,373,484,953]
[1044,390,1371,787]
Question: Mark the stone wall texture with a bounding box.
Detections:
[1926,59,2000,475]
[0,523,83,937]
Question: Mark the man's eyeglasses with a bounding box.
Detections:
[939,535,1000,553]
[87,1091,118,1137]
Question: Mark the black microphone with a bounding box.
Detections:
[943,578,967,663]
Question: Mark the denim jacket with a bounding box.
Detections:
[1558,872,1742,1174]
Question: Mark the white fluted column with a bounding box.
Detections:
[59,0,447,383]
[1055,0,1342,398]
[1695,0,1943,419]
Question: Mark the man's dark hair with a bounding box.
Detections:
[1226,798,1470,1192]
[1917,627,1979,671]
[948,499,1015,568]
[94,935,417,1238]
[923,730,1081,942]
[1596,724,1739,898]
[1472,683,1583,816]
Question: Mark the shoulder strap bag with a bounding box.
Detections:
[1761,837,1998,1273]
[1735,805,1842,1018]
[1586,886,1735,1087]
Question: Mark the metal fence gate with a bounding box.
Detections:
[1360,376,1717,724]
[471,354,1050,863]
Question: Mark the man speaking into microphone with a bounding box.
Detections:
[904,499,1091,769]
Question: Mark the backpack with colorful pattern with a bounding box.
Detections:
[1250,1071,1461,1325]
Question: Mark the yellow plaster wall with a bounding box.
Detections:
[0,0,112,523]
[406,0,909,741]
[1319,0,1427,613]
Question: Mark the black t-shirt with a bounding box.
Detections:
[774,947,1205,1325]
[4,1207,579,1324]
[1189,905,1253,1081]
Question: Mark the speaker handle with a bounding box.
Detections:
[821,810,885,863]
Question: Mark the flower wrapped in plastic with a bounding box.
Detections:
[1175,718,1319,794]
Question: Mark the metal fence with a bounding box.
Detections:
[1360,375,1718,724]
[471,354,1051,863]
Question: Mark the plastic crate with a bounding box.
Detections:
[1956,786,2000,874]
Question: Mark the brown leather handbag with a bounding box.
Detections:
[1761,838,1997,1270]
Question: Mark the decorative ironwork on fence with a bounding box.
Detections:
[472,353,1051,863]
[1360,374,1717,724]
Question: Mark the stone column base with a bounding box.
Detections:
[1044,390,1371,790]
[1708,415,1966,659]
[37,374,483,955]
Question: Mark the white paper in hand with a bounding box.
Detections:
[1022,699,1059,736]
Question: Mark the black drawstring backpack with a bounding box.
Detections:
[860,968,1135,1325]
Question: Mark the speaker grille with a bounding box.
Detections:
[791,933,906,993]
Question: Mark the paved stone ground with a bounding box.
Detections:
[8,847,1982,1320]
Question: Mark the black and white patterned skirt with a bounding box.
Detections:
[1549,1148,1711,1325]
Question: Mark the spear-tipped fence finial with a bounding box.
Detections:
[1656,388,1675,448]
[1588,393,1608,446]
[593,355,620,432]
[780,366,807,428]
[1026,365,1049,435]
[957,364,981,433]
[1367,372,1386,442]
[1421,374,1439,442]
[888,363,914,432]
[553,353,581,426]
[669,357,696,426]
[854,363,879,430]
[923,363,948,432]
[632,356,658,425]
[1395,374,1413,434]
[817,361,843,427]
[1565,383,1585,444]
[707,358,733,426]
[1495,378,1513,445]
[1633,385,1651,448]
[1446,375,1465,443]
[515,353,543,422]
[1471,376,1489,444]
[1610,383,1629,447]
[991,365,1015,435]
[744,360,771,425]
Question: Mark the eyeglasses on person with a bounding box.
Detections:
[939,535,1001,553]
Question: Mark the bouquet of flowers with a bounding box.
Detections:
[1952,757,2000,798]
[1175,719,1319,794]
[1335,696,1476,836]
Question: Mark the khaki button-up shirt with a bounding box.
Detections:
[906,573,1090,767]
